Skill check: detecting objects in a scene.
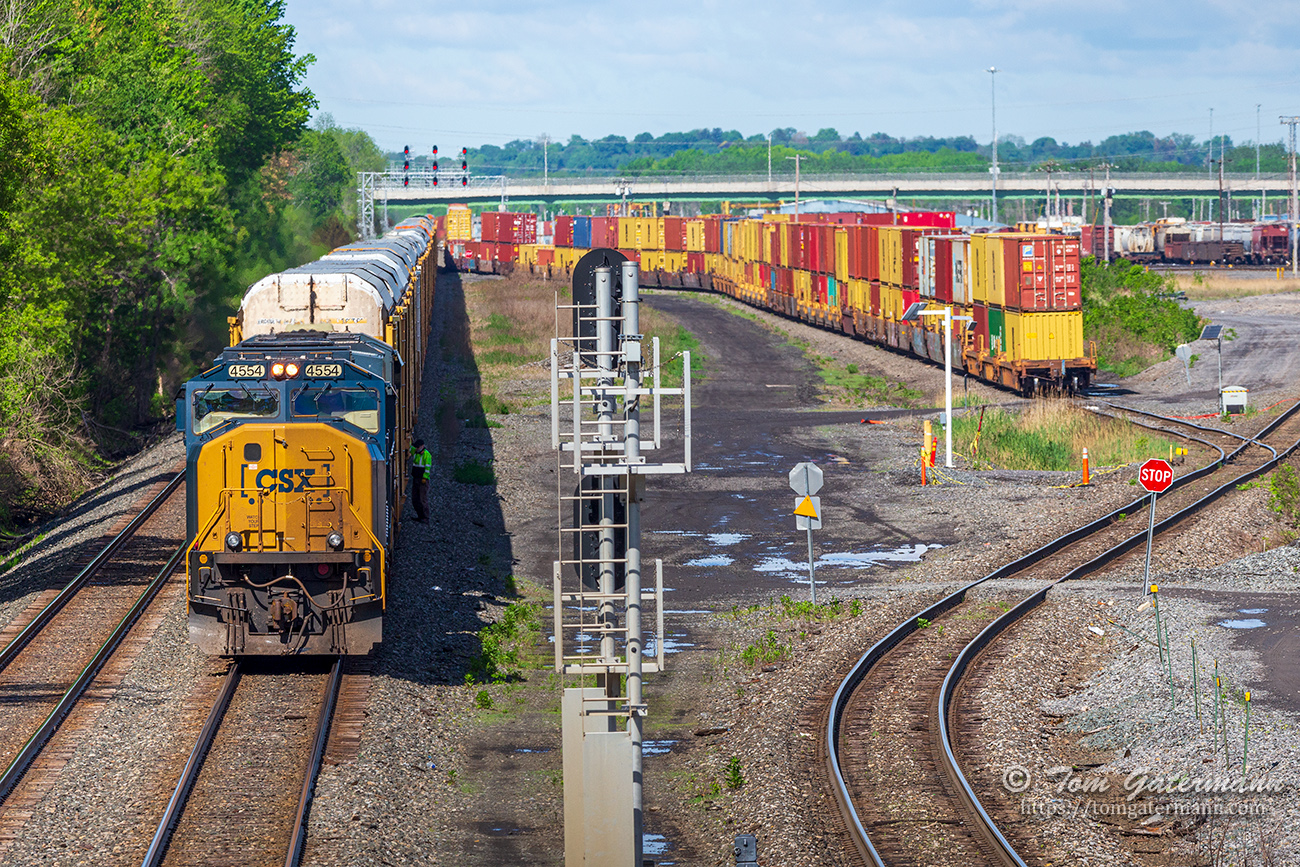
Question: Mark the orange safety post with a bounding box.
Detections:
[1082,447,1090,486]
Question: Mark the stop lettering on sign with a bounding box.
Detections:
[1138,458,1174,494]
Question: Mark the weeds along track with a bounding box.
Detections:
[827,399,1300,866]
[143,657,343,867]
[0,470,186,807]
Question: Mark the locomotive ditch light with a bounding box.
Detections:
[225,531,243,551]
[327,531,345,549]
[285,361,301,378]
[271,361,286,378]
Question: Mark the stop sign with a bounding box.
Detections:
[1138,458,1174,493]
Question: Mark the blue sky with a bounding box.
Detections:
[283,1,1300,152]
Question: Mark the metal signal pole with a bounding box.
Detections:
[785,154,803,221]
[1283,117,1300,277]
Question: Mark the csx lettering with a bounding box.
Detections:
[253,468,316,492]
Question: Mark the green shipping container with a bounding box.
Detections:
[988,307,1006,356]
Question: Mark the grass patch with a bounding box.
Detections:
[1170,272,1300,301]
[739,629,790,666]
[946,402,1177,471]
[639,306,705,389]
[453,458,496,485]
[467,601,543,684]
[814,354,923,407]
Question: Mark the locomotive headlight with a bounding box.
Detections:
[271,362,286,379]
[326,532,345,549]
[225,531,243,551]
[285,362,301,378]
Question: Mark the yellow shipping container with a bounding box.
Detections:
[685,220,706,252]
[618,217,663,250]
[517,244,537,265]
[446,204,473,241]
[1003,310,1084,363]
[881,283,903,320]
[835,229,849,284]
[877,226,903,286]
[970,234,1009,308]
[663,251,685,272]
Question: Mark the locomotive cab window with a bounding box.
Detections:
[192,387,279,434]
[291,386,380,433]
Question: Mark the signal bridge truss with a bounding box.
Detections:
[356,170,506,239]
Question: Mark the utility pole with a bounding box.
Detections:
[1102,163,1114,263]
[786,154,802,221]
[988,67,999,225]
[541,133,550,187]
[1283,116,1300,276]
[767,133,772,185]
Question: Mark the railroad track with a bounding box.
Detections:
[827,398,1300,866]
[143,657,343,867]
[0,471,186,806]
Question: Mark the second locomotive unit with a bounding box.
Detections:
[178,216,438,655]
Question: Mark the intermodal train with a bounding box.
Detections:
[447,209,1096,395]
[178,216,438,655]
[1082,218,1293,266]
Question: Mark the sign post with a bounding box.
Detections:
[1138,458,1174,594]
[789,462,823,603]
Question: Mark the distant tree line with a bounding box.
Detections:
[0,1,376,529]
[434,127,1292,178]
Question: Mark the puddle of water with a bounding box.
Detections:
[1220,618,1266,630]
[685,554,734,567]
[1239,608,1268,615]
[651,530,702,537]
[514,748,551,754]
[643,834,671,855]
[707,532,750,547]
[645,635,694,655]
[753,544,942,580]
[642,739,678,756]
[669,608,714,614]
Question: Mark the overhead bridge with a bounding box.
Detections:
[361,170,1297,206]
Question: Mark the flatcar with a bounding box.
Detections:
[178,217,437,655]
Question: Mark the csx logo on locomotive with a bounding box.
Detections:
[244,465,318,492]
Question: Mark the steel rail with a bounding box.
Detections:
[140,662,241,867]
[0,542,187,805]
[0,471,185,674]
[827,397,1300,865]
[936,399,1300,856]
[285,657,344,867]
[1095,400,1273,459]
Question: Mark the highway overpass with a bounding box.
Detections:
[363,170,1298,207]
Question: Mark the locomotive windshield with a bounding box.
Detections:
[290,386,380,433]
[192,386,279,434]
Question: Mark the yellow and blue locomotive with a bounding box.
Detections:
[179,217,437,654]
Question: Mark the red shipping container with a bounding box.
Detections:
[687,252,704,273]
[934,237,955,303]
[537,248,554,267]
[554,216,574,248]
[901,288,920,313]
[591,217,618,248]
[618,249,641,263]
[480,213,498,243]
[663,217,685,251]
[869,282,881,317]
[973,303,990,352]
[704,218,722,254]
[996,236,1082,311]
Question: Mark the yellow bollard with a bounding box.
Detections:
[1082,447,1090,486]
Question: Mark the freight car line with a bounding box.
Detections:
[0,472,187,808]
[826,398,1300,865]
[143,657,343,867]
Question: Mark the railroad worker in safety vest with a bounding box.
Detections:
[409,438,432,523]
